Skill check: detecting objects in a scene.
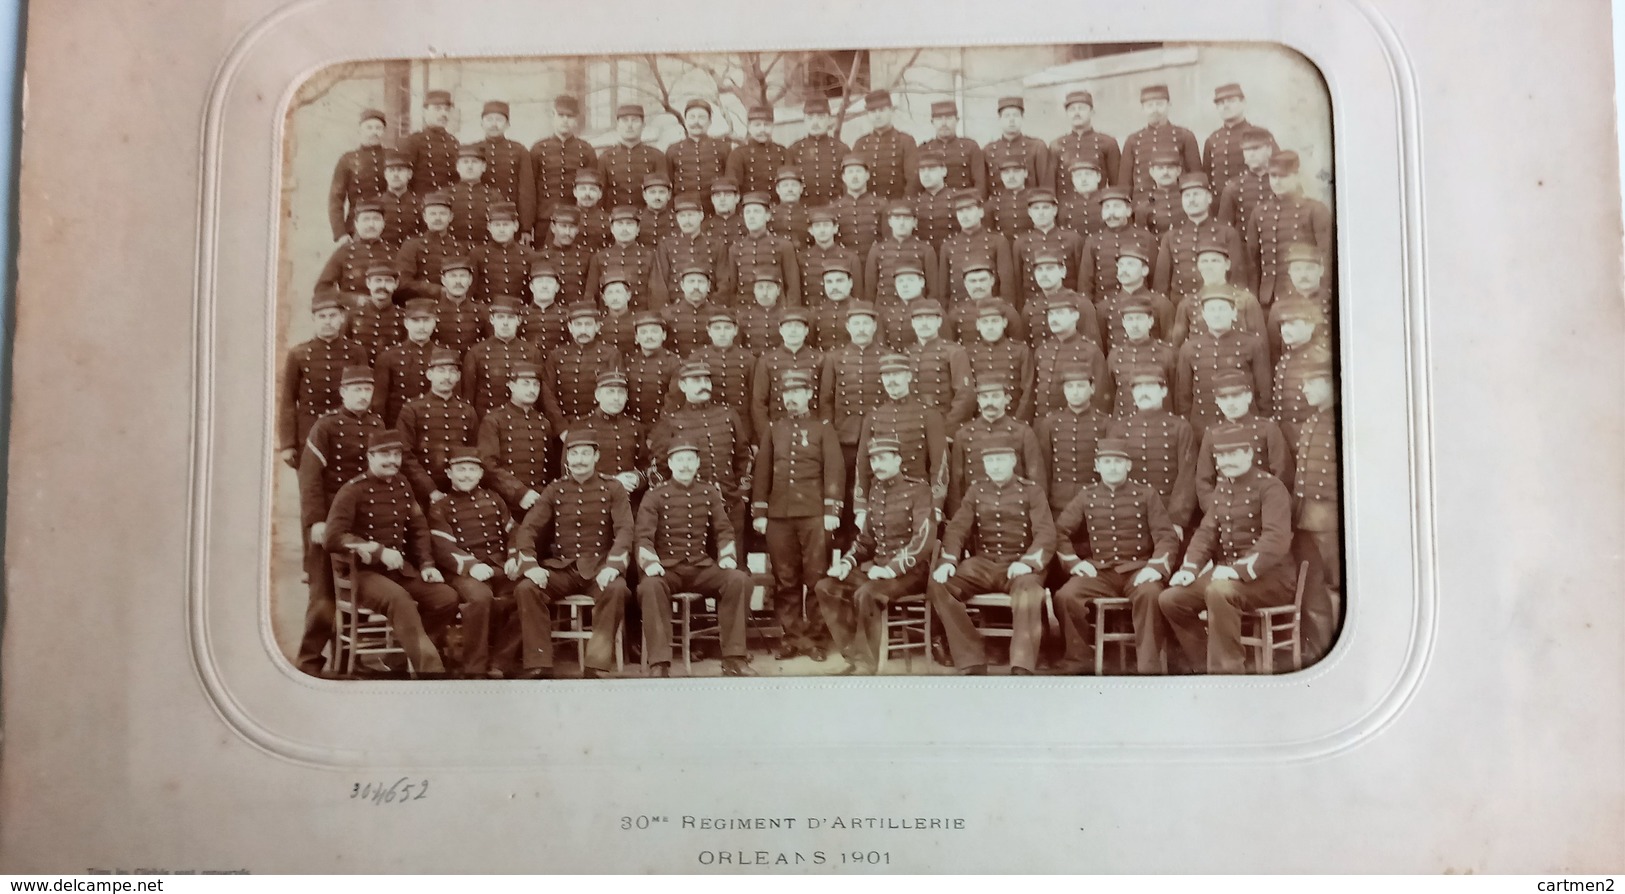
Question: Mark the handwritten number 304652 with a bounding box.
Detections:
[350,777,430,804]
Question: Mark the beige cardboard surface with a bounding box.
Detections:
[2,0,1622,873]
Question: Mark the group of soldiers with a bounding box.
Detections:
[283,78,1340,679]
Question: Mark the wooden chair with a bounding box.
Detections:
[1239,561,1310,674]
[1091,596,1137,676]
[966,589,1057,657]
[552,594,625,672]
[876,593,932,672]
[328,553,407,677]
[643,591,720,673]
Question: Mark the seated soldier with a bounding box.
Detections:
[814,436,938,675]
[1052,438,1180,674]
[635,442,758,678]
[928,438,1057,675]
[429,447,523,678]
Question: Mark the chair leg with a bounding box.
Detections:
[679,596,692,673]
[1259,621,1275,675]
[1093,604,1106,677]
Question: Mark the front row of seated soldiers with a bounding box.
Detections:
[304,345,1337,677]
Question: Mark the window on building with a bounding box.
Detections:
[800,49,870,102]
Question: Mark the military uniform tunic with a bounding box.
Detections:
[1030,332,1109,421]
[373,188,424,250]
[597,142,668,210]
[947,414,1045,516]
[586,242,667,310]
[938,227,1016,307]
[939,475,1055,568]
[797,242,865,307]
[818,342,887,446]
[865,235,939,304]
[1050,128,1122,198]
[718,229,801,307]
[987,187,1034,242]
[638,207,678,249]
[854,126,918,200]
[536,241,594,306]
[853,398,948,515]
[906,337,976,428]
[1095,286,1175,356]
[597,309,638,358]
[513,473,634,578]
[348,302,405,368]
[789,133,850,208]
[810,299,873,352]
[405,126,459,196]
[1054,479,1179,577]
[542,340,622,430]
[298,408,387,530]
[372,338,438,427]
[471,239,531,303]
[325,472,435,568]
[1078,224,1158,300]
[568,408,648,483]
[770,201,811,247]
[316,237,396,297]
[910,185,960,252]
[397,390,480,500]
[751,412,845,520]
[445,180,506,247]
[736,304,783,355]
[1272,341,1332,443]
[702,211,748,249]
[476,402,554,505]
[1057,192,1106,242]
[328,144,388,240]
[919,135,987,199]
[661,299,718,358]
[623,347,681,425]
[842,473,936,575]
[1245,192,1334,305]
[750,345,825,437]
[519,300,570,357]
[1105,408,1197,529]
[635,479,739,568]
[964,335,1034,416]
[1135,185,1183,237]
[434,296,487,357]
[278,335,366,451]
[1105,336,1178,418]
[1034,405,1110,514]
[1217,169,1272,233]
[983,134,1052,194]
[1168,284,1268,349]
[529,134,599,226]
[655,230,726,299]
[576,204,612,253]
[666,135,734,198]
[1204,120,1274,196]
[461,335,543,418]
[1117,121,1202,200]
[726,140,792,196]
[1012,225,1085,311]
[1153,216,1249,303]
[1179,467,1293,586]
[428,486,512,575]
[686,344,758,444]
[829,192,885,266]
[394,230,467,292]
[479,135,537,233]
[1176,328,1274,432]
[648,402,752,498]
[1025,287,1102,349]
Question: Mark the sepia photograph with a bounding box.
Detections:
[273,42,1340,682]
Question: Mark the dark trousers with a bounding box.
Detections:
[350,569,459,674]
[834,444,860,551]
[514,566,629,671]
[447,575,521,674]
[926,556,1046,670]
[298,541,336,674]
[765,516,830,650]
[637,564,752,665]
[814,565,928,671]
[1158,567,1294,673]
[1054,568,1166,673]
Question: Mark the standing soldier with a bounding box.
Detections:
[637,441,758,677]
[329,108,389,243]
[939,192,1017,307]
[568,369,649,500]
[686,311,758,445]
[520,259,570,358]
[1245,151,1333,306]
[1293,359,1340,592]
[1154,174,1248,306]
[315,200,395,297]
[572,168,613,253]
[666,99,733,199]
[662,263,722,358]
[1106,365,1198,537]
[461,296,541,418]
[397,347,479,505]
[1158,425,1294,674]
[511,430,635,679]
[1134,151,1185,237]
[475,100,536,240]
[736,265,788,355]
[374,150,422,250]
[919,101,985,200]
[866,201,939,305]
[829,154,885,264]
[809,260,865,351]
[638,173,677,248]
[1012,190,1085,313]
[904,300,976,429]
[703,176,748,246]
[1168,242,1267,349]
[1194,369,1293,513]
[542,306,622,431]
[535,206,594,306]
[1034,363,1110,516]
[1117,84,1202,201]
[655,194,725,300]
[814,436,937,675]
[586,206,667,310]
[1057,159,1107,241]
[348,263,405,368]
[1271,298,1332,442]
[1052,437,1180,674]
[278,291,365,468]
[1078,187,1158,300]
[799,208,865,307]
[428,447,523,678]
[431,257,485,357]
[751,369,845,661]
[750,309,824,438]
[947,377,1045,517]
[650,360,755,539]
[1051,90,1120,198]
[1105,295,1178,418]
[718,192,800,307]
[1029,293,1109,421]
[726,105,791,196]
[394,191,465,294]
[986,158,1035,242]
[964,300,1035,425]
[373,299,440,427]
[446,144,505,247]
[1026,250,1102,350]
[623,312,681,425]
[1096,245,1174,356]
[476,362,554,515]
[1175,288,1273,433]
[819,300,888,543]
[984,95,1051,194]
[598,104,668,210]
[1203,83,1275,196]
[950,261,1027,346]
[929,438,1056,675]
[323,431,459,675]
[790,97,850,208]
[878,260,933,352]
[769,166,811,246]
[1267,242,1336,344]
[471,202,530,302]
[296,366,386,675]
[1216,127,1276,233]
[853,89,917,201]
[405,89,459,197]
[911,150,960,252]
[530,95,598,232]
[854,354,949,525]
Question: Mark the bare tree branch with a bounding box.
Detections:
[639,54,684,122]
